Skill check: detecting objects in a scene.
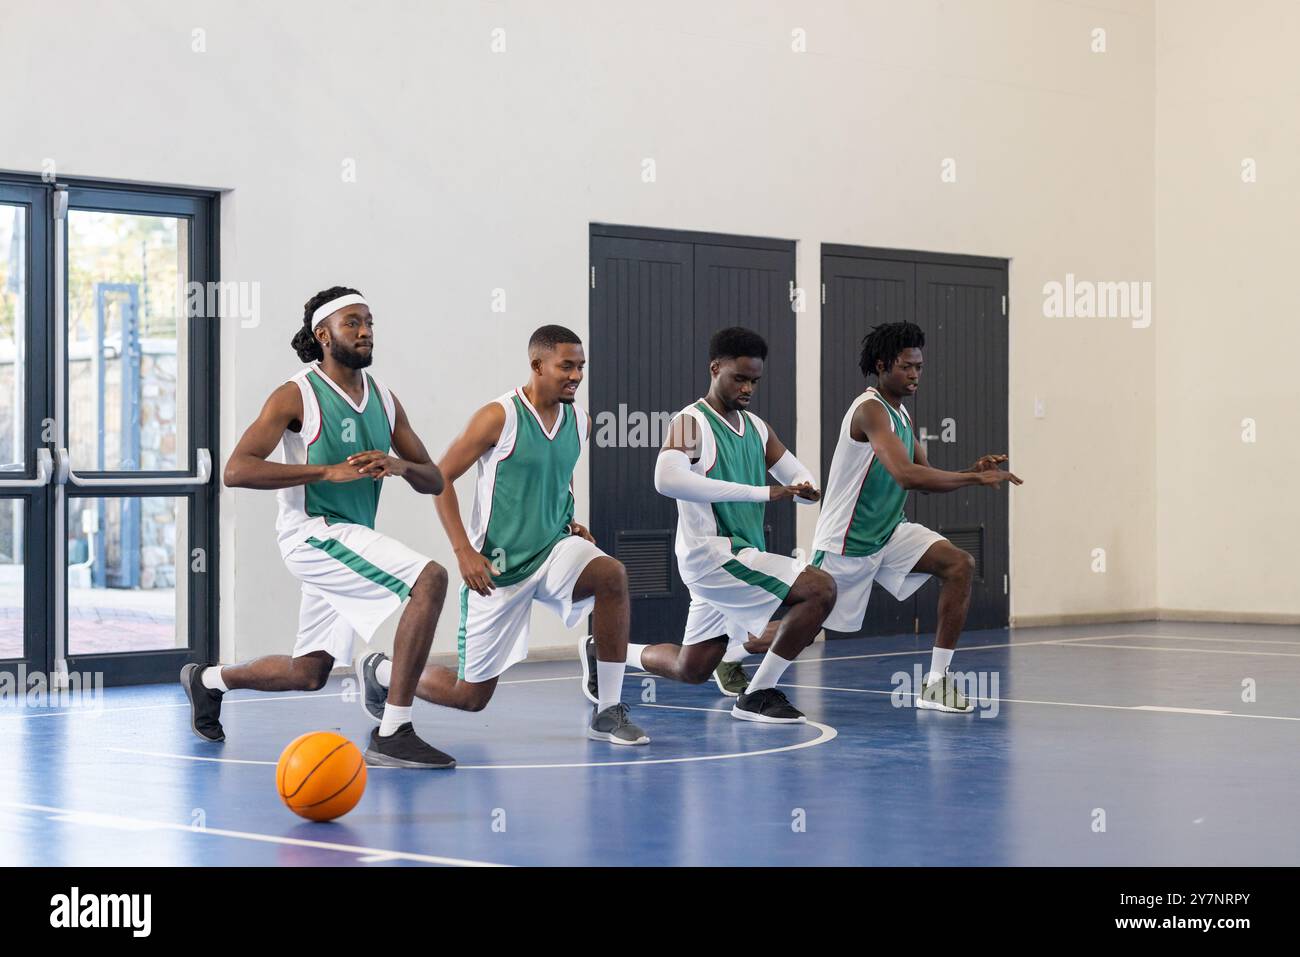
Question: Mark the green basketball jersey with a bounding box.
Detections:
[812,388,913,558]
[276,363,396,551]
[467,389,587,587]
[698,400,768,554]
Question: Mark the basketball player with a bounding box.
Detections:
[357,326,650,745]
[811,321,1022,712]
[182,286,457,769]
[582,326,835,724]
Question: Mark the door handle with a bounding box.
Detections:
[0,448,54,487]
[58,448,213,488]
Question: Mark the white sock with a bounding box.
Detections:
[375,658,392,686]
[926,646,955,685]
[201,665,228,693]
[596,660,625,712]
[626,643,649,669]
[747,650,793,693]
[378,703,412,736]
[722,638,748,664]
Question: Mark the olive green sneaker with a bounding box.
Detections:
[712,659,749,697]
[916,673,974,713]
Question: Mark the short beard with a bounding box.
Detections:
[330,340,373,370]
[557,394,575,405]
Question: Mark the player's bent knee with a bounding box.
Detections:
[463,689,493,712]
[413,561,449,598]
[948,550,975,581]
[802,566,837,609]
[591,556,628,595]
[299,666,330,692]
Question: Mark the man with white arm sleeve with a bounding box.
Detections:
[580,326,835,724]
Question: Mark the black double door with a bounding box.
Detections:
[820,245,1010,638]
[589,225,797,644]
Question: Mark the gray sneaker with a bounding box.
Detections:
[916,673,974,713]
[587,703,649,746]
[355,651,388,722]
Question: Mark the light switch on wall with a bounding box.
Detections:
[1034,398,1046,418]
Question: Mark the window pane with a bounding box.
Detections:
[0,205,25,472]
[67,211,189,472]
[67,496,189,654]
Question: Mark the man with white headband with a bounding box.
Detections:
[181,285,458,769]
[593,326,837,724]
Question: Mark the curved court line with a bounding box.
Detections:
[0,800,506,867]
[105,704,838,770]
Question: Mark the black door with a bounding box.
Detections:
[820,246,1009,638]
[911,262,1009,632]
[819,255,916,638]
[590,225,797,644]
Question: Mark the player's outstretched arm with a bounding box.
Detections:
[350,393,445,495]
[654,414,801,503]
[223,383,365,489]
[857,400,1021,492]
[434,402,506,595]
[761,422,821,504]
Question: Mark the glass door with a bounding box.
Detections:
[0,183,51,686]
[55,186,217,684]
[0,176,218,688]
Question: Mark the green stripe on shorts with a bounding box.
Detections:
[456,584,469,680]
[811,549,826,568]
[721,558,791,600]
[305,536,412,600]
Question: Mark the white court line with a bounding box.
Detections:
[777,683,1300,722]
[784,636,1106,665]
[1048,642,1300,658]
[0,800,506,867]
[106,704,837,770]
[1131,705,1231,715]
[0,673,583,721]
[1096,633,1300,647]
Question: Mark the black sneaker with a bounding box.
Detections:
[180,663,225,742]
[364,723,456,769]
[587,703,650,745]
[578,635,599,705]
[354,651,388,722]
[731,687,806,724]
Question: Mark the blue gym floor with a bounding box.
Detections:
[1,621,1296,866]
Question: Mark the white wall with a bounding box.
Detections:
[1154,0,1300,621]
[2,0,1173,661]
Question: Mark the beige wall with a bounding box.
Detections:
[2,0,1187,663]
[1154,0,1300,620]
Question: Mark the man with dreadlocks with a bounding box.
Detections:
[182,286,458,769]
[811,320,1022,712]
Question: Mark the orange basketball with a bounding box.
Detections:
[276,731,367,822]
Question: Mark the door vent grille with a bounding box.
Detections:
[615,530,673,597]
[940,526,984,581]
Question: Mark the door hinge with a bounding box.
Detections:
[913,617,919,634]
[1003,573,1008,595]
[1001,294,1007,316]
[52,186,68,221]
[788,280,795,302]
[590,266,595,290]
[821,283,826,305]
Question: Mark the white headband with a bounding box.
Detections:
[312,293,369,328]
